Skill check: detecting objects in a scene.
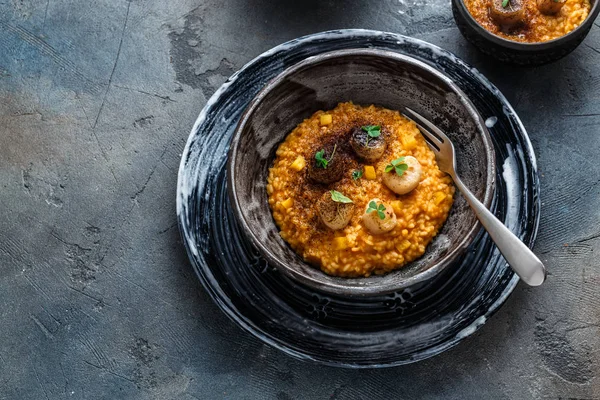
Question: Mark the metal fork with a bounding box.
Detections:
[404,107,546,287]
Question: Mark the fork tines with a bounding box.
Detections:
[403,107,448,152]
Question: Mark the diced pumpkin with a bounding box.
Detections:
[401,134,417,150]
[290,156,306,171]
[395,240,412,253]
[390,200,403,214]
[280,198,294,209]
[319,114,332,126]
[433,191,447,205]
[333,237,349,250]
[364,165,376,180]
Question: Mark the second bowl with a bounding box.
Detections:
[452,0,600,65]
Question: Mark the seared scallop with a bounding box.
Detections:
[350,125,388,161]
[318,191,354,230]
[488,0,526,30]
[382,156,423,195]
[307,143,346,184]
[362,198,397,235]
[537,0,565,14]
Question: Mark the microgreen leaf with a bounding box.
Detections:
[330,190,353,204]
[366,201,386,220]
[361,125,381,147]
[366,200,378,214]
[391,157,405,166]
[315,149,328,169]
[361,125,381,138]
[352,169,363,180]
[377,204,386,220]
[315,144,337,169]
[395,164,409,176]
[385,157,409,176]
[502,0,509,7]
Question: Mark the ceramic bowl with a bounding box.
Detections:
[227,48,496,296]
[452,0,600,65]
[178,30,541,366]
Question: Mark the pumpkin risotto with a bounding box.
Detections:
[464,0,591,42]
[266,102,455,277]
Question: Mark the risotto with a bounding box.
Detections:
[464,0,591,42]
[266,102,455,277]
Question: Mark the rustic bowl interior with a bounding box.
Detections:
[228,49,495,296]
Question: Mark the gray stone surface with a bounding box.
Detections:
[0,0,599,399]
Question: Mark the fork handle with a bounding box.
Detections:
[452,176,546,286]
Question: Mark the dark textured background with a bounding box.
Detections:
[0,1,599,399]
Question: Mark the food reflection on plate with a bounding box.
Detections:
[267,102,455,278]
[464,0,591,42]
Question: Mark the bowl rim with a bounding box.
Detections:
[227,48,497,296]
[453,0,600,49]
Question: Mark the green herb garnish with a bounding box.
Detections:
[385,157,409,176]
[361,125,381,147]
[352,169,363,181]
[315,149,327,169]
[366,200,386,220]
[502,0,510,7]
[330,190,353,204]
[315,144,337,169]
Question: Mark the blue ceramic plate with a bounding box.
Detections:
[176,30,540,367]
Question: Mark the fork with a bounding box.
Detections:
[404,107,546,287]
